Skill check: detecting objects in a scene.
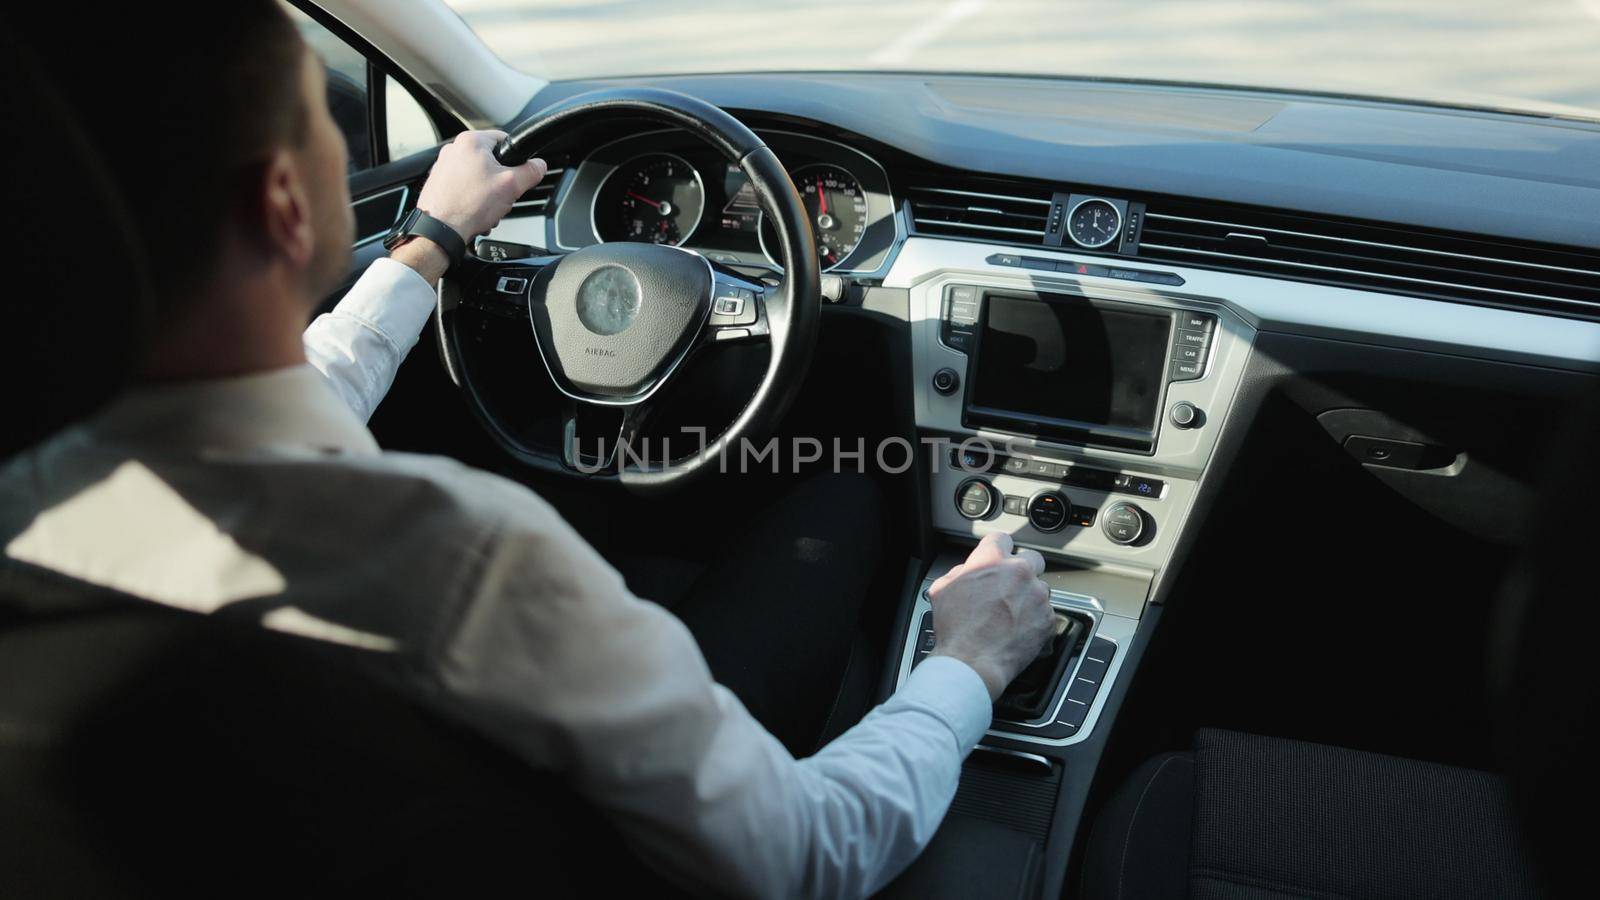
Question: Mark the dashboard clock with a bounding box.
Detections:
[1067,198,1122,249]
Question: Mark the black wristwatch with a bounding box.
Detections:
[383,208,467,269]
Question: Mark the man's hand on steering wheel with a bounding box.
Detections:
[435,88,822,493]
[391,130,547,283]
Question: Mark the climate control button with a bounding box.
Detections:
[955,478,998,520]
[1027,490,1071,533]
[1102,502,1147,545]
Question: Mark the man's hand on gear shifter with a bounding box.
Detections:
[390,129,547,284]
[927,532,1056,701]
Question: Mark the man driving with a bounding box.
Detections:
[0,3,1055,896]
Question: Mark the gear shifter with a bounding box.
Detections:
[994,611,1085,722]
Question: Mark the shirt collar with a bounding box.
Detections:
[85,364,380,457]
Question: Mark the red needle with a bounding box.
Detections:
[627,191,663,210]
[815,177,827,216]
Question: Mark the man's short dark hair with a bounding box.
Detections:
[10,1,310,305]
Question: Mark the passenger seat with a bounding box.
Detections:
[1079,728,1543,899]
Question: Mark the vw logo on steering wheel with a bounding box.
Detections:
[575,265,642,336]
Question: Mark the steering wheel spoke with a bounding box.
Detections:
[451,252,563,321]
[438,87,821,492]
[701,269,772,345]
[560,399,634,472]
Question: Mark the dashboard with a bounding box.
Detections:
[485,75,1600,579]
[548,129,899,275]
[465,70,1600,899]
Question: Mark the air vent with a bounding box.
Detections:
[905,173,1053,245]
[506,164,567,218]
[1138,199,1600,318]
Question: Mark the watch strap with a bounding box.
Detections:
[384,207,467,269]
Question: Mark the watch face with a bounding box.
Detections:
[383,208,420,250]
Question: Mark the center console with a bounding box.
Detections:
[874,236,1255,897]
[885,236,1256,744]
[860,232,1261,898]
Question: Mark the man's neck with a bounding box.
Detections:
[140,276,312,382]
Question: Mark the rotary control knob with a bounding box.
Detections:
[1027,490,1070,533]
[954,478,998,520]
[1102,502,1147,545]
[1170,401,1201,429]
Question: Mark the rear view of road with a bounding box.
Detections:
[446,0,1600,118]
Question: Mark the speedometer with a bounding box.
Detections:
[762,163,868,270]
[595,152,705,246]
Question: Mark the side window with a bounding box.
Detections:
[385,80,437,161]
[286,6,441,173]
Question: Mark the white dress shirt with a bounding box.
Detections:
[0,257,995,899]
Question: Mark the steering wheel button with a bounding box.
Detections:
[495,276,528,294]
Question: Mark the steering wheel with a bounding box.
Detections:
[434,88,821,494]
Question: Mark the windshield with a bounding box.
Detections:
[444,0,1600,119]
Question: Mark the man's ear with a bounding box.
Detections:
[258,149,315,272]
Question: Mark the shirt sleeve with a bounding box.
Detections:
[427,483,994,900]
[302,257,437,422]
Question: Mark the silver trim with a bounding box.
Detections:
[757,162,868,273]
[971,746,1053,773]
[1067,197,1123,250]
[908,186,1053,207]
[1146,211,1600,280]
[589,151,707,248]
[351,185,409,248]
[913,218,1046,238]
[1140,242,1598,310]
[524,246,716,408]
[510,167,566,211]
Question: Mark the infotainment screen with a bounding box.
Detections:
[966,291,1172,450]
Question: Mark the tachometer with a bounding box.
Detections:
[596,152,705,246]
[762,163,868,270]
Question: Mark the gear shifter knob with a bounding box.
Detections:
[995,611,1084,721]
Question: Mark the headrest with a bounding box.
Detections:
[0,18,154,457]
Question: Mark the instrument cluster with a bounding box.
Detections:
[555,130,898,275]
